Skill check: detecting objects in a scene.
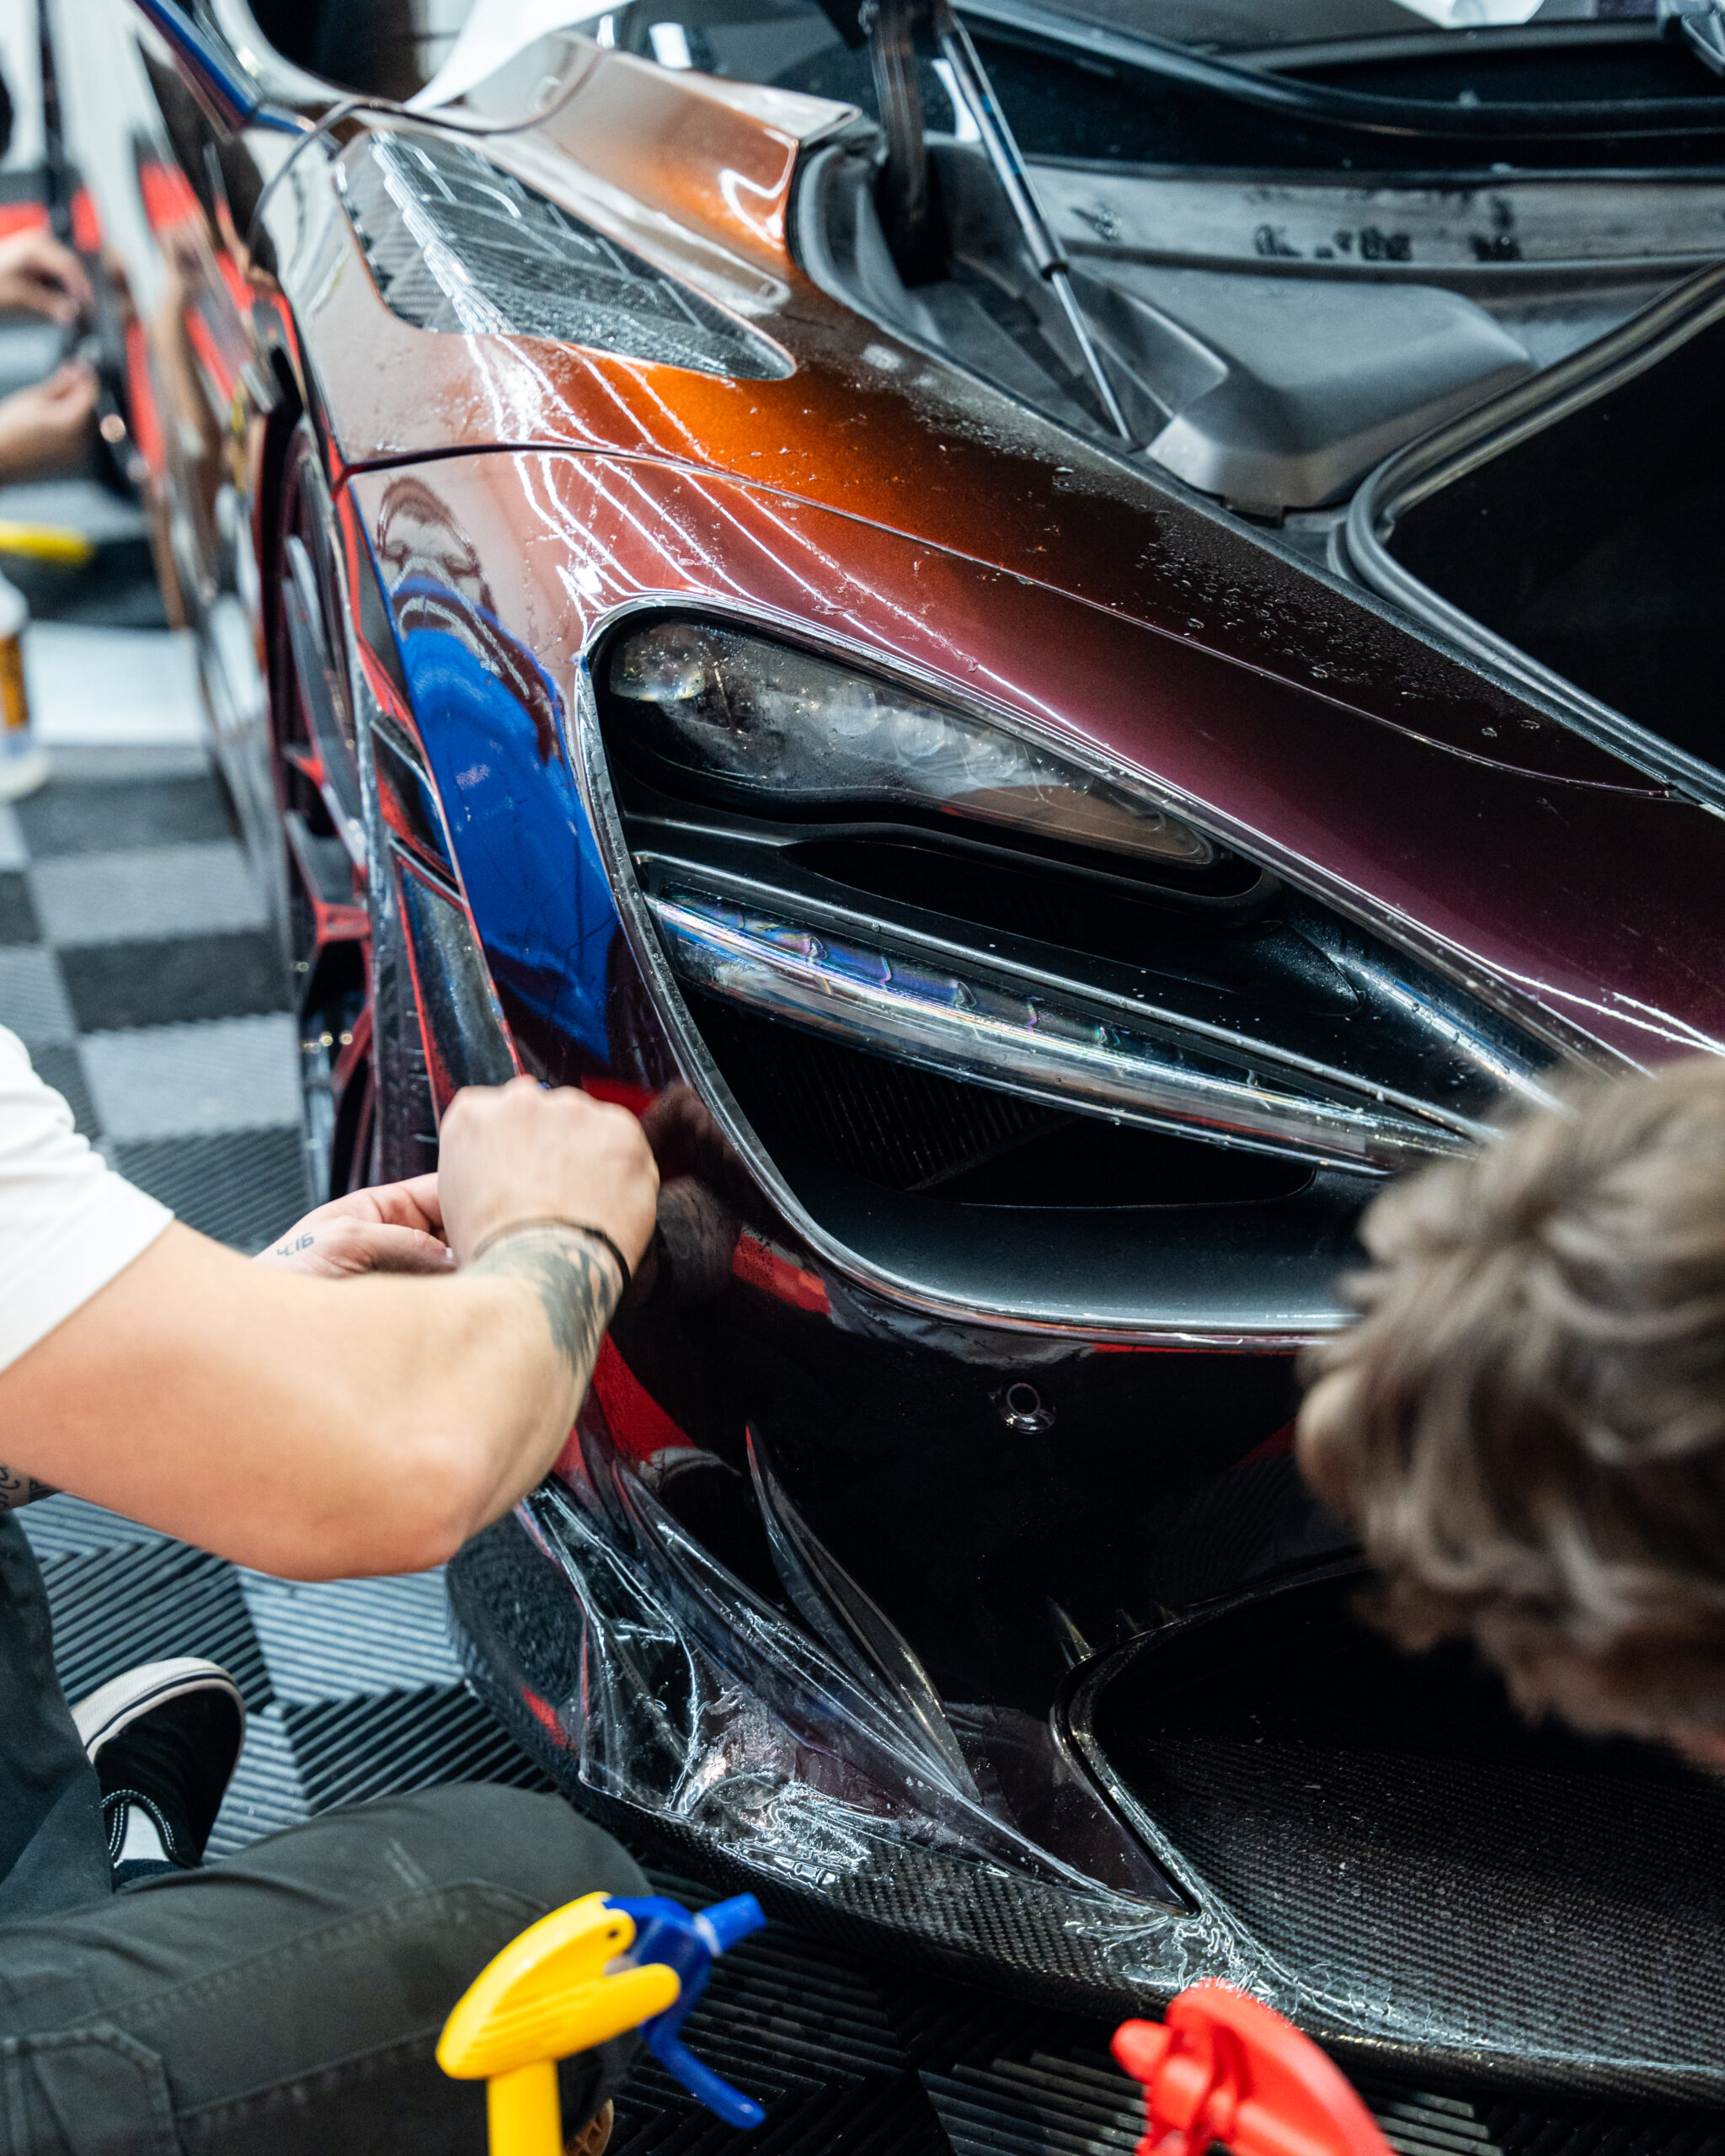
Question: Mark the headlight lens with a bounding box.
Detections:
[609,621,1216,867]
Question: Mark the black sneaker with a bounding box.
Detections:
[71,1659,246,1886]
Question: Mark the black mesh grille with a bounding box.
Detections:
[113,1127,311,1254]
[692,996,1311,1205]
[693,994,1061,1191]
[339,131,788,381]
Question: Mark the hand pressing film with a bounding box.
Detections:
[255,1175,455,1278]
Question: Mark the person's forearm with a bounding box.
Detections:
[423,1225,623,1533]
[177,1226,627,1575]
[0,1221,622,1577]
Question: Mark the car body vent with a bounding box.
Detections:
[338,130,791,381]
[695,995,1312,1206]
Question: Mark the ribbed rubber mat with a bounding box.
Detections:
[18,1494,171,1561]
[112,1125,310,1253]
[1357,2083,1725,2156]
[59,930,291,1032]
[0,868,40,943]
[39,1539,270,1709]
[921,2052,1139,2154]
[610,1884,949,2156]
[286,1684,554,1812]
[206,1703,307,1860]
[16,774,232,857]
[238,1571,462,1702]
[29,1043,101,1139]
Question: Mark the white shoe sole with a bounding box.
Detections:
[72,1657,247,1764]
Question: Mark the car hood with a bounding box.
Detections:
[281,41,1655,800]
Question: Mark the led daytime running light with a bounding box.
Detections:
[651,888,1469,1172]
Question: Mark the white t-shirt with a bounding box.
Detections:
[0,1026,173,1376]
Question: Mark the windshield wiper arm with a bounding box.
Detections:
[1666,0,1725,76]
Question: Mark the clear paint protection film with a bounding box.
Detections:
[449,1417,1249,2004]
[447,1406,1725,2102]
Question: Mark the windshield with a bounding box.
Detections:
[226,0,1710,173]
[580,0,1716,174]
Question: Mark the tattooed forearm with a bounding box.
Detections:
[0,1462,52,1511]
[465,1225,623,1400]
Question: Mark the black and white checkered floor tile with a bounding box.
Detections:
[0,749,307,1251]
[6,754,1714,2156]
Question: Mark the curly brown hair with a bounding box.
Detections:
[1296,1054,1725,1753]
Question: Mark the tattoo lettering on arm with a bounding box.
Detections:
[466,1225,624,1400]
[0,1462,53,1511]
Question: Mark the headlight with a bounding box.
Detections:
[653,886,1461,1172]
[337,131,788,382]
[584,616,1559,1334]
[611,621,1215,867]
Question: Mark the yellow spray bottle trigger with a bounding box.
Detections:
[437,1892,679,2156]
[439,1887,768,2154]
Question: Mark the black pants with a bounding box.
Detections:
[0,1783,648,2154]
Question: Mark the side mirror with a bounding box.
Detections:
[127,0,305,136]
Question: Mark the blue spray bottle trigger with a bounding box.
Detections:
[603,1893,767,2129]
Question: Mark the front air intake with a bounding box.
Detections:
[1069,1572,1725,2107]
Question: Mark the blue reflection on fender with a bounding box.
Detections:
[388,574,619,1066]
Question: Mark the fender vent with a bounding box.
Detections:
[339,130,790,381]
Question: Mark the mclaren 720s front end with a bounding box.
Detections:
[56,0,1725,2121]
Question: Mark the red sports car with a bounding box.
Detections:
[57,0,1725,2118]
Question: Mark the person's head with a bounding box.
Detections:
[1297,1054,1725,1763]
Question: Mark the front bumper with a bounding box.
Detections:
[451,1422,1725,2109]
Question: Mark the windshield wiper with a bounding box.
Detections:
[1669,0,1725,76]
[827,0,1135,442]
[861,0,939,278]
